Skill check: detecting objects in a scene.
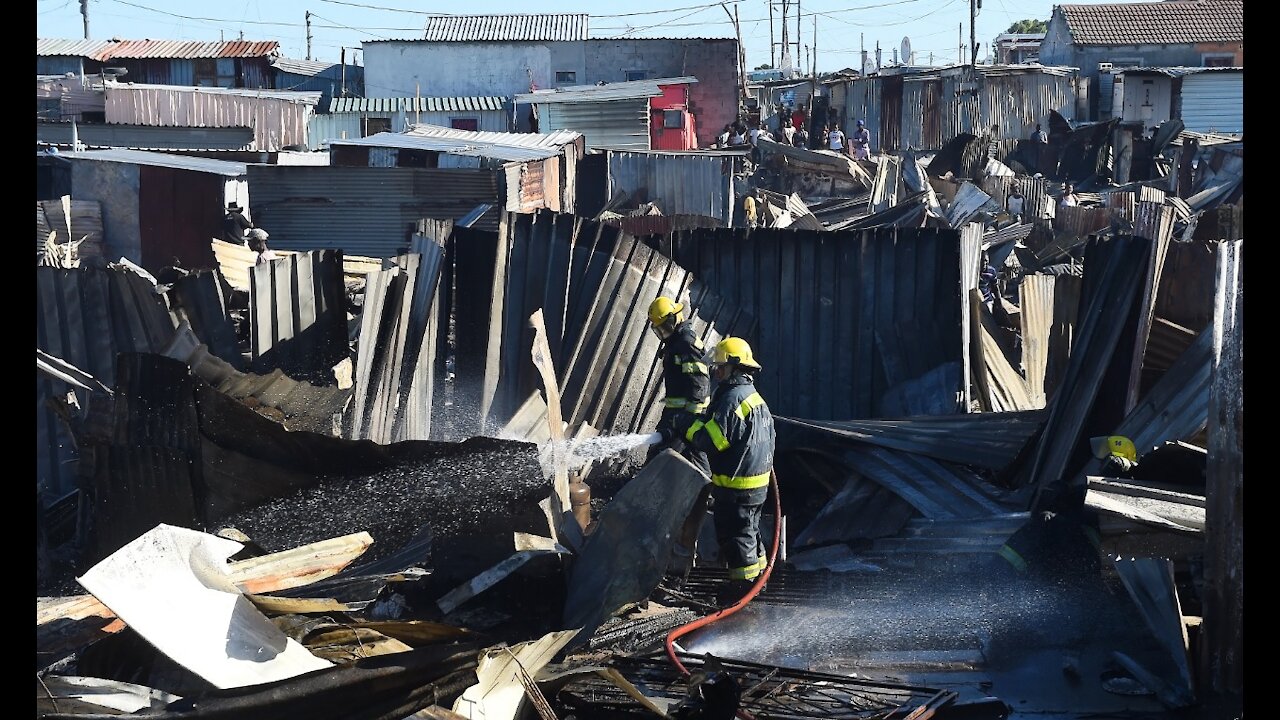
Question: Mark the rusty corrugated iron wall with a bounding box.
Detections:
[663,226,964,420]
[249,249,349,381]
[36,264,177,502]
[346,248,446,443]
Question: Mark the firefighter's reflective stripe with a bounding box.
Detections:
[734,392,765,421]
[703,419,730,451]
[712,471,771,489]
[997,543,1028,573]
[685,419,705,443]
[665,397,711,411]
[682,361,708,375]
[728,556,768,580]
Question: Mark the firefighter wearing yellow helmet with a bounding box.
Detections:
[647,297,710,466]
[667,336,775,605]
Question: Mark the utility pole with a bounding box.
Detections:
[340,47,347,96]
[780,0,790,71]
[812,16,817,78]
[959,23,963,66]
[79,0,89,39]
[875,41,881,72]
[306,11,313,61]
[769,1,775,68]
[796,0,802,74]
[970,0,980,65]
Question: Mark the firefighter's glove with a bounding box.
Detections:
[1102,455,1137,475]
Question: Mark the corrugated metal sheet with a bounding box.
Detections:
[980,71,1075,143]
[167,270,241,367]
[335,130,559,161]
[331,123,575,160]
[841,446,1013,519]
[670,226,963,420]
[62,149,246,176]
[422,13,587,41]
[247,166,501,257]
[36,264,178,502]
[869,156,902,214]
[843,76,881,155]
[347,251,445,443]
[607,151,735,224]
[1054,205,1111,238]
[1179,72,1243,135]
[37,38,279,60]
[900,80,924,151]
[1020,273,1082,408]
[87,353,204,563]
[270,56,338,76]
[543,99,650,152]
[1025,236,1152,509]
[103,84,317,152]
[248,249,349,379]
[329,97,505,113]
[777,410,1046,472]
[38,122,256,151]
[945,183,995,228]
[482,212,752,439]
[517,77,695,105]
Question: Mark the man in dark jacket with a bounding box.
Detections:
[646,297,711,474]
[222,202,254,245]
[668,336,776,605]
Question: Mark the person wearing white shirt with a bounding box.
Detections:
[1059,183,1079,209]
[827,124,846,153]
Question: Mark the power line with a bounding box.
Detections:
[317,0,744,18]
[612,5,715,38]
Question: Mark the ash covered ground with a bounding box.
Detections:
[219,436,550,586]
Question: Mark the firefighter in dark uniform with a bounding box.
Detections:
[667,337,776,605]
[647,297,711,475]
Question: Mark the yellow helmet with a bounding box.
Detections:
[713,337,761,370]
[648,296,684,326]
[1090,435,1137,463]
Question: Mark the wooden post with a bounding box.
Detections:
[1200,239,1242,696]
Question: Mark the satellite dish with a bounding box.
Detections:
[901,37,913,66]
[862,54,876,75]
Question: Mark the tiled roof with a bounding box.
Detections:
[1058,0,1242,45]
[37,38,279,60]
[422,14,588,42]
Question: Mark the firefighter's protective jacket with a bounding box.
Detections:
[680,373,775,489]
[660,321,710,413]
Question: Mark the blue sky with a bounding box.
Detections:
[37,0,1112,71]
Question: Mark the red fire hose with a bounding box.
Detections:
[664,468,782,677]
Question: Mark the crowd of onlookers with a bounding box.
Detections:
[712,103,873,159]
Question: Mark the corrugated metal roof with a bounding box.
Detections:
[517,77,698,105]
[247,165,501,256]
[330,123,577,161]
[38,122,256,152]
[60,149,248,176]
[106,82,321,104]
[329,96,505,113]
[269,56,339,76]
[422,14,588,42]
[37,38,279,60]
[1117,65,1243,78]
[1058,0,1241,45]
